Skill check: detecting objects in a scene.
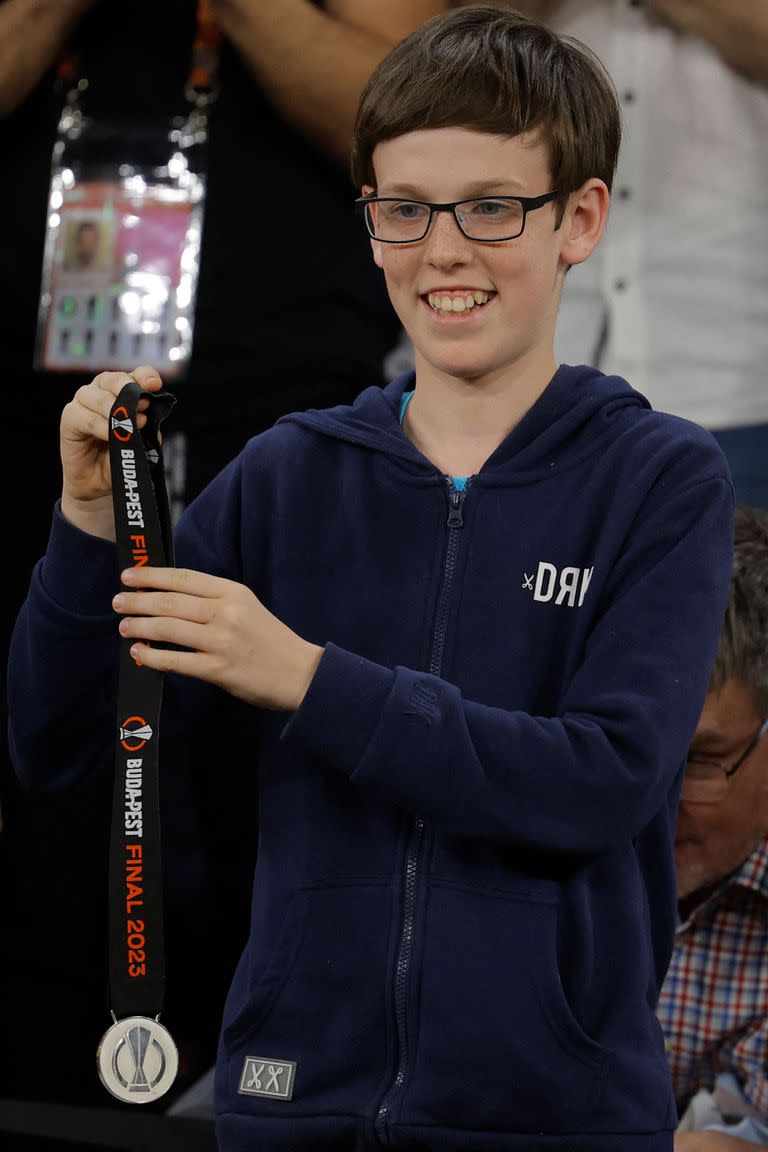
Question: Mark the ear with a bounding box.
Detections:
[559,179,611,267]
[361,183,385,270]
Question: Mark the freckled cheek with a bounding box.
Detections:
[381,252,420,293]
[488,246,541,290]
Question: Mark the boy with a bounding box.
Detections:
[8,6,735,1149]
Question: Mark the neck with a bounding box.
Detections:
[403,347,557,476]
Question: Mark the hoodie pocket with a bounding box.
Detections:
[404,882,609,1134]
[222,881,392,1117]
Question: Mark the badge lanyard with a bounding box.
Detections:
[35,2,220,379]
[97,382,178,1103]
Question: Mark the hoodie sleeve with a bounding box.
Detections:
[281,472,735,855]
[7,452,248,793]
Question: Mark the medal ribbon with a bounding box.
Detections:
[107,382,176,1022]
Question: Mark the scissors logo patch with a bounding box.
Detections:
[239,1057,297,1100]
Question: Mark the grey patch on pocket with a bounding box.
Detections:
[238,1057,296,1100]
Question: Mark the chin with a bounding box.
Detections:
[423,351,499,382]
[675,856,716,902]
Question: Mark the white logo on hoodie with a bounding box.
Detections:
[523,562,594,608]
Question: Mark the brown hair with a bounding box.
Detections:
[351,3,621,222]
[711,504,768,713]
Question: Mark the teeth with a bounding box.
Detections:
[427,291,491,313]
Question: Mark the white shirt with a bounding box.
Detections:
[550,0,768,429]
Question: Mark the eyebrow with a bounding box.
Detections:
[378,179,529,198]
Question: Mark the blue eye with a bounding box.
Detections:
[390,202,429,221]
[472,200,515,217]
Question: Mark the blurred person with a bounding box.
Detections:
[660,505,768,1151]
[8,7,736,1149]
[492,0,768,511]
[0,0,449,1110]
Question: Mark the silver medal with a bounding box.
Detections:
[97,1015,178,1103]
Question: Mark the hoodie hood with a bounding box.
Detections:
[278,363,651,482]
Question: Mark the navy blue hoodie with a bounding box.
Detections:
[8,365,734,1151]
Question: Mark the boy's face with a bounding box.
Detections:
[365,127,601,387]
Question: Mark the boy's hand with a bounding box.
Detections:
[60,365,163,541]
[113,567,324,711]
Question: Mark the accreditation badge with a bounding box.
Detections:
[34,94,208,379]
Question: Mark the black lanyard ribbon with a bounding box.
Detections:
[107,382,176,1022]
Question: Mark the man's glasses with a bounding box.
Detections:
[355,191,560,244]
[682,717,768,805]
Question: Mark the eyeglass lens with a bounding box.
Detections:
[681,762,729,804]
[366,198,526,242]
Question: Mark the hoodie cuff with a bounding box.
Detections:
[40,501,120,616]
[281,641,395,776]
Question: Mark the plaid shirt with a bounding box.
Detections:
[657,837,768,1120]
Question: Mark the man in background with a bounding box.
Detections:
[664,505,768,1149]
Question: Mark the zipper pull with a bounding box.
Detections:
[446,484,465,529]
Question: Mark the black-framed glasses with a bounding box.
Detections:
[355,191,560,244]
[682,717,768,805]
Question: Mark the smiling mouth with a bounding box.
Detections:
[422,290,497,316]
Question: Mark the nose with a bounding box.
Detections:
[423,208,472,268]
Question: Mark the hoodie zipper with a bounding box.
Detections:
[374,477,470,1144]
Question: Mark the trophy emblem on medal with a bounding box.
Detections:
[97,1016,178,1103]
